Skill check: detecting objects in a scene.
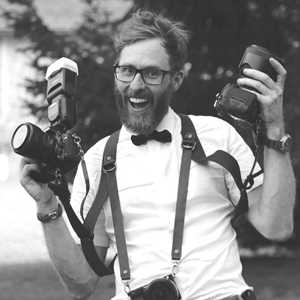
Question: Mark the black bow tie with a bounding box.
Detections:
[131,130,172,146]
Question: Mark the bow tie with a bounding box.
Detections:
[131,130,172,146]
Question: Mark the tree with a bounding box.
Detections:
[4,0,300,245]
[3,0,134,149]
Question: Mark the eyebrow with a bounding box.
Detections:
[117,64,163,69]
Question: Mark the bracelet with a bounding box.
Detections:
[37,203,63,223]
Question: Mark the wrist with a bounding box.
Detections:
[265,122,285,140]
[37,202,63,224]
[36,194,58,215]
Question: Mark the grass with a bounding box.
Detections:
[1,258,300,300]
[0,263,114,300]
[1,173,300,299]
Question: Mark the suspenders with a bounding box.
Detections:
[66,115,254,278]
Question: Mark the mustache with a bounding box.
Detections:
[125,88,152,99]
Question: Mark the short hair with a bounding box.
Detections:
[114,10,190,71]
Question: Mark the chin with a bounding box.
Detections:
[124,114,157,135]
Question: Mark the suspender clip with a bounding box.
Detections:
[123,280,131,294]
[172,260,180,277]
[182,132,196,151]
[103,155,116,173]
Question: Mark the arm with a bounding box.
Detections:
[238,58,296,241]
[41,199,104,300]
[20,159,105,300]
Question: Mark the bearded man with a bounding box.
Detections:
[20,10,295,300]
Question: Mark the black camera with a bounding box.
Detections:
[11,58,81,182]
[214,44,283,124]
[128,274,181,300]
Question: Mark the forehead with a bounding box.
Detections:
[118,38,170,69]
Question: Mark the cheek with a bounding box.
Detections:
[115,80,127,94]
[152,82,174,100]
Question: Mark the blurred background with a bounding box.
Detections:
[0,0,300,299]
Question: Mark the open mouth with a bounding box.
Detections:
[128,97,151,110]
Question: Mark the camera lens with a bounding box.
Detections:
[239,44,283,81]
[11,122,57,164]
[11,124,29,150]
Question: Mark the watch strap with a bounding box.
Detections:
[264,134,292,153]
[37,202,63,223]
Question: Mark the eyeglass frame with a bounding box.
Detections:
[113,65,173,85]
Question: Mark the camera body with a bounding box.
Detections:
[128,274,181,300]
[214,44,283,124]
[11,58,81,182]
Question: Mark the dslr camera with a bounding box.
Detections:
[214,44,283,125]
[128,274,181,300]
[11,57,81,182]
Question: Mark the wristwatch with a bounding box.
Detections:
[37,203,63,223]
[264,133,292,153]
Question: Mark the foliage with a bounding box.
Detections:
[3,0,300,244]
[3,0,134,147]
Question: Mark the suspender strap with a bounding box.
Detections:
[171,129,194,260]
[207,150,248,214]
[207,150,245,196]
[107,167,131,281]
[179,114,207,165]
[78,114,250,281]
[84,131,120,230]
[102,132,131,281]
[80,131,120,277]
[179,115,249,224]
[171,115,207,261]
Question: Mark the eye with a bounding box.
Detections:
[144,67,162,78]
[118,66,135,76]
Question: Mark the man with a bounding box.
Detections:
[20,10,295,300]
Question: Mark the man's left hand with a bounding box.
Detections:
[237,58,287,139]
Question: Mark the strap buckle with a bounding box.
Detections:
[182,132,196,151]
[123,280,131,294]
[103,155,116,173]
[172,260,179,277]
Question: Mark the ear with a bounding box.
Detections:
[172,70,185,91]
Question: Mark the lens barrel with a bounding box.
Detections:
[239,44,283,81]
[11,122,57,164]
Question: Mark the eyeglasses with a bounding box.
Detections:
[114,65,172,85]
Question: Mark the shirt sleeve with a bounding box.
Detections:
[66,138,110,247]
[224,123,263,206]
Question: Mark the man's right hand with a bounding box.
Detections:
[20,157,57,210]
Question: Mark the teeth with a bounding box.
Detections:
[129,98,148,103]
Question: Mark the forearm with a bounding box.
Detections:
[248,146,296,240]
[38,197,99,300]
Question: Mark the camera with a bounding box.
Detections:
[128,274,181,300]
[11,57,81,182]
[214,44,283,124]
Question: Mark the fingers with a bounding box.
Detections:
[269,57,287,87]
[237,77,272,96]
[20,157,39,169]
[238,68,277,91]
[237,58,287,96]
[20,162,41,186]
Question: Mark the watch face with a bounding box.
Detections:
[281,134,292,152]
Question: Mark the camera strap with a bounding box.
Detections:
[78,114,250,283]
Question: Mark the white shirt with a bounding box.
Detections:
[70,108,263,300]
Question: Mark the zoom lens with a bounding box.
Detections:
[11,122,57,163]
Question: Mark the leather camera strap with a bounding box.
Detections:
[106,115,206,282]
[78,114,249,280]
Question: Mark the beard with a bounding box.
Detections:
[114,84,174,135]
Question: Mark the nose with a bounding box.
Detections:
[130,72,145,90]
